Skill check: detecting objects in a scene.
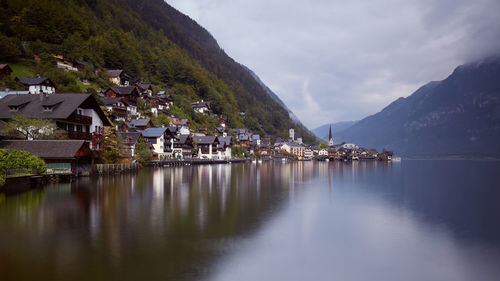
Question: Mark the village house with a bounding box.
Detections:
[193,136,219,159]
[217,136,232,160]
[0,93,111,149]
[173,134,194,159]
[106,69,132,86]
[16,76,56,94]
[170,117,190,135]
[191,100,211,114]
[102,97,128,121]
[304,147,314,159]
[73,60,93,72]
[0,140,92,176]
[290,142,306,159]
[139,127,168,160]
[104,86,139,115]
[120,132,143,158]
[135,83,153,97]
[128,118,153,131]
[0,64,13,79]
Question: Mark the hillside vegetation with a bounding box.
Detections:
[0,0,316,143]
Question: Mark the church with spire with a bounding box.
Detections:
[328,125,334,146]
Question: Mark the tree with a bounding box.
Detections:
[1,115,57,140]
[102,128,120,163]
[135,137,152,165]
[319,142,327,149]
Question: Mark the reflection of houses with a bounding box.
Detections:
[0,140,92,176]
[191,100,211,114]
[106,69,132,86]
[0,93,111,149]
[0,64,13,79]
[193,136,219,159]
[16,76,56,94]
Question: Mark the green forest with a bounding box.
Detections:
[0,0,317,143]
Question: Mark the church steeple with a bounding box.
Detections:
[328,125,334,146]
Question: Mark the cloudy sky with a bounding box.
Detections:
[167,0,500,129]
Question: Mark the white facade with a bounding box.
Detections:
[82,108,104,134]
[29,85,55,95]
[198,144,214,159]
[289,128,295,140]
[304,148,313,159]
[319,149,328,156]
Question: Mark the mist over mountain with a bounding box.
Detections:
[312,121,358,141]
[336,56,500,158]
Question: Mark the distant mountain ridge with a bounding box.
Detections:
[336,56,500,158]
[242,65,315,136]
[312,121,358,141]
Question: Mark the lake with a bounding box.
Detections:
[1,160,499,281]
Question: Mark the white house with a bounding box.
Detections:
[16,77,56,95]
[217,136,232,160]
[191,100,211,114]
[193,136,219,159]
[140,127,168,158]
[319,148,328,156]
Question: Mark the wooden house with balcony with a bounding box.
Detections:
[193,136,219,159]
[0,93,111,149]
[106,69,132,86]
[104,86,140,106]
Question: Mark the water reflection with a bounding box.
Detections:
[0,161,499,281]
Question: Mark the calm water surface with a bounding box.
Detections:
[1,161,499,281]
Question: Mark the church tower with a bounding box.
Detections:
[328,125,334,146]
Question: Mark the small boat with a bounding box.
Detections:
[392,157,402,162]
[251,159,257,164]
[325,158,330,162]
[257,159,262,163]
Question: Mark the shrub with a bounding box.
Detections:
[0,149,46,175]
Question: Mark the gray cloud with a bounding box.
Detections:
[167,0,500,128]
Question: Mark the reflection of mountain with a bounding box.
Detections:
[326,161,500,245]
[0,163,316,281]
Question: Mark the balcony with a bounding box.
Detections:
[66,112,92,125]
[68,131,92,140]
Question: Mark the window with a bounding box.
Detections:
[76,125,82,132]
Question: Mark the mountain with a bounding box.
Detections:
[0,0,316,143]
[312,121,358,141]
[336,56,500,158]
[242,65,316,138]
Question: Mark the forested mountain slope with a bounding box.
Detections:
[0,0,316,142]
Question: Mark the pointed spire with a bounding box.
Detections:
[328,125,334,146]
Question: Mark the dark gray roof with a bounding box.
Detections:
[107,69,123,78]
[0,93,111,126]
[16,77,52,86]
[110,86,137,96]
[120,132,142,145]
[217,136,232,146]
[136,83,152,91]
[191,101,211,109]
[0,140,88,159]
[140,127,167,138]
[193,136,219,145]
[102,97,124,106]
[129,118,151,127]
[176,135,192,145]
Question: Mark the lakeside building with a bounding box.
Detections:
[193,136,219,159]
[0,140,92,175]
[0,93,111,149]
